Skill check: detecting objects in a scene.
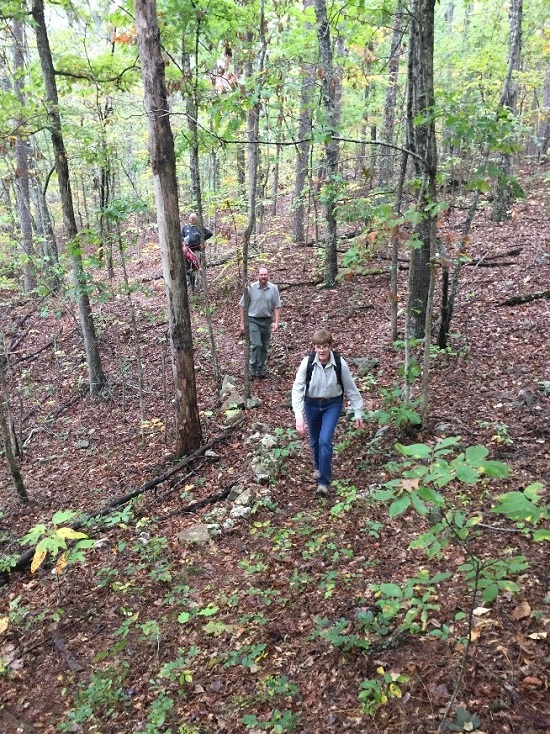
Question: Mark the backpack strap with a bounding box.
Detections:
[333,351,343,391]
[304,351,343,397]
[304,352,315,397]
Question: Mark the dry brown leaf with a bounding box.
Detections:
[510,601,531,620]
[473,607,491,616]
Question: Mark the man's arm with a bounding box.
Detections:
[271,306,281,331]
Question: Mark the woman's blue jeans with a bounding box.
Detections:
[304,395,343,487]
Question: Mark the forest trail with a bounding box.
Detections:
[1,168,549,733]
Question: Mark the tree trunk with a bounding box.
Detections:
[271,138,281,217]
[98,99,115,278]
[135,0,202,457]
[182,31,221,387]
[378,1,404,189]
[12,20,36,293]
[491,0,523,222]
[314,0,340,288]
[537,64,550,160]
[406,0,438,340]
[292,0,316,243]
[293,59,315,242]
[31,0,106,394]
[0,357,28,503]
[30,173,60,291]
[236,144,246,193]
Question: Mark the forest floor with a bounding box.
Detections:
[0,164,549,734]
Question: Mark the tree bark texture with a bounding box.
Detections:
[12,20,36,292]
[0,363,27,502]
[491,0,523,222]
[406,0,438,340]
[378,0,404,189]
[31,0,106,393]
[182,34,221,387]
[293,60,315,242]
[314,0,340,287]
[135,0,202,457]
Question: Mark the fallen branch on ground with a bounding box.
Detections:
[501,289,550,306]
[2,418,246,581]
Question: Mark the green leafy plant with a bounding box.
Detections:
[241,708,300,733]
[330,480,362,515]
[442,706,481,731]
[370,570,451,634]
[261,675,299,698]
[59,662,131,732]
[358,666,409,716]
[372,438,508,519]
[374,386,422,428]
[223,643,267,671]
[477,420,514,445]
[492,483,549,541]
[311,616,372,652]
[20,510,95,574]
[458,555,528,603]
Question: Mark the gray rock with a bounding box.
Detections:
[223,407,244,425]
[230,505,252,520]
[233,488,255,507]
[350,357,379,375]
[220,375,237,397]
[204,450,221,460]
[203,506,228,523]
[206,523,222,538]
[261,434,277,450]
[532,252,550,266]
[434,422,453,436]
[220,392,245,412]
[251,455,278,483]
[245,396,262,409]
[176,524,211,546]
[228,484,246,501]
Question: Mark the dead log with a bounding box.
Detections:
[1,418,245,582]
[501,289,550,306]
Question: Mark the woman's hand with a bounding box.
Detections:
[354,417,364,429]
[295,416,306,435]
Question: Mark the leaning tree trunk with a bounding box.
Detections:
[314,0,340,287]
[135,0,202,458]
[31,0,106,394]
[406,0,438,340]
[491,0,523,222]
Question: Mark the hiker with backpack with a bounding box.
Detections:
[181,213,213,253]
[181,213,213,293]
[291,329,364,497]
